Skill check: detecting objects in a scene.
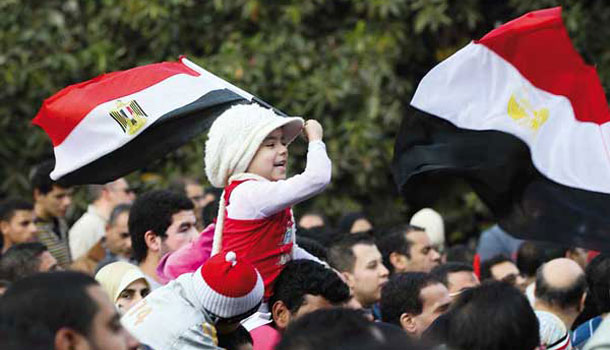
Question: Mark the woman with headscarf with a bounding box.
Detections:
[95,261,150,314]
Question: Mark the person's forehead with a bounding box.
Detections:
[447,270,476,283]
[51,185,71,195]
[420,283,450,306]
[352,243,381,262]
[171,210,196,223]
[265,128,284,139]
[10,209,34,221]
[185,183,203,195]
[492,261,519,275]
[406,230,429,245]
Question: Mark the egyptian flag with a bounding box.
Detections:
[33,56,275,186]
[393,7,610,251]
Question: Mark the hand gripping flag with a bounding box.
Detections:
[33,56,279,186]
[392,7,610,252]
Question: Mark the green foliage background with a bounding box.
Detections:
[1,0,609,242]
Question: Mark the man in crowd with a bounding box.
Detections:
[96,204,133,271]
[275,308,415,350]
[377,224,440,275]
[0,198,38,253]
[573,254,610,348]
[129,189,198,289]
[328,233,389,309]
[430,262,480,299]
[170,177,210,231]
[0,271,139,350]
[31,160,73,268]
[534,258,587,330]
[249,259,351,350]
[444,282,540,350]
[122,251,263,350]
[380,272,451,338]
[0,242,59,282]
[69,178,134,261]
[480,254,527,291]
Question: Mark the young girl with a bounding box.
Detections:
[205,103,331,299]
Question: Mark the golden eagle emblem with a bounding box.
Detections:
[109,100,148,135]
[507,89,549,131]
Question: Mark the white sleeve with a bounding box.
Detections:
[292,244,326,265]
[226,140,331,219]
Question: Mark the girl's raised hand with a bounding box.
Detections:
[303,119,323,142]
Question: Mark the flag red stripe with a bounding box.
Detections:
[32,61,200,146]
[475,7,610,125]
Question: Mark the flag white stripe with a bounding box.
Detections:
[412,42,610,194]
[51,72,240,179]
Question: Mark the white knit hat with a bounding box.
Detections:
[204,104,304,188]
[193,251,264,320]
[410,208,445,247]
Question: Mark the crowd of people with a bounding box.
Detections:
[1,104,610,350]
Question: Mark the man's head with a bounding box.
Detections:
[328,233,389,307]
[87,178,135,208]
[585,254,610,315]
[105,204,132,258]
[31,160,72,219]
[378,224,440,274]
[269,260,350,331]
[430,262,480,298]
[380,272,451,337]
[445,281,540,350]
[480,254,526,291]
[297,212,326,230]
[0,242,59,282]
[0,198,37,251]
[129,190,197,263]
[0,271,138,350]
[276,308,415,350]
[517,241,547,281]
[535,258,587,327]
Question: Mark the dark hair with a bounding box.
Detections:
[535,262,587,310]
[328,233,376,273]
[0,243,48,282]
[430,262,474,287]
[517,241,547,278]
[0,198,33,222]
[446,281,540,350]
[380,272,441,326]
[0,271,99,349]
[269,260,350,315]
[295,236,328,262]
[445,244,475,265]
[30,160,58,195]
[337,212,370,234]
[480,254,513,281]
[217,324,252,350]
[276,308,415,350]
[108,203,131,227]
[377,224,423,273]
[585,254,610,313]
[129,190,194,263]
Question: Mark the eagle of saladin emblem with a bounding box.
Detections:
[507,87,549,132]
[109,100,148,135]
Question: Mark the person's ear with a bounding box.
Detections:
[579,291,587,312]
[144,230,160,252]
[390,252,408,272]
[399,312,418,336]
[272,301,292,330]
[54,327,88,350]
[33,188,42,202]
[0,221,9,236]
[342,272,355,290]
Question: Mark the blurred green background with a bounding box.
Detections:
[1,0,608,243]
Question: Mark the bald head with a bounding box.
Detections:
[535,258,586,311]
